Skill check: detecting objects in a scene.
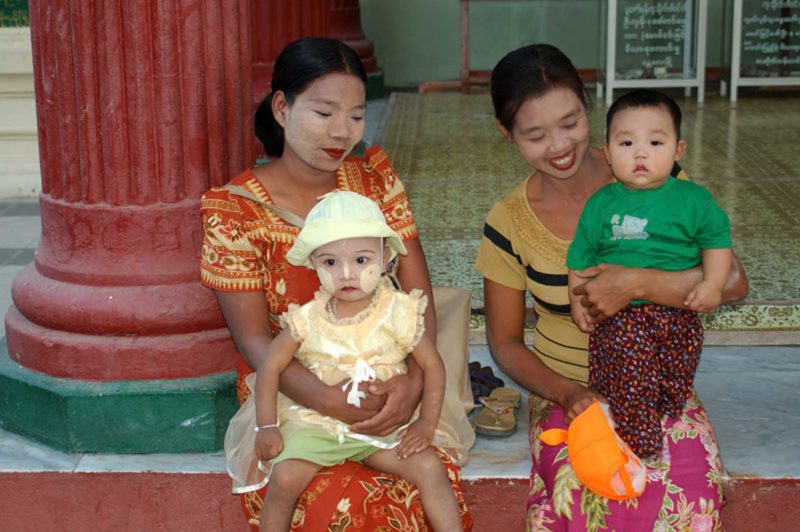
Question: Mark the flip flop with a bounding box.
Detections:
[473,387,522,437]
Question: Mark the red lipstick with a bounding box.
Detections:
[323,148,346,159]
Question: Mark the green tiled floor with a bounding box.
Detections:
[376,92,800,332]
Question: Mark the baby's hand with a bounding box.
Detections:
[685,280,722,313]
[394,419,434,460]
[255,427,283,461]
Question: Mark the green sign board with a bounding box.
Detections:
[616,1,694,78]
[739,0,800,78]
[0,0,29,27]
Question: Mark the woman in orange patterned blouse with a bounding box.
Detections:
[200,38,471,531]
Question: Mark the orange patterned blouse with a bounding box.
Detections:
[200,146,419,381]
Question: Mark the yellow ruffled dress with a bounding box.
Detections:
[224,278,467,493]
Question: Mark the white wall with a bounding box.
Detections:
[0,27,40,198]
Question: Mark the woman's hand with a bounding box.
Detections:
[559,382,606,426]
[570,297,596,333]
[350,371,423,436]
[573,253,748,321]
[317,379,387,425]
[571,264,641,321]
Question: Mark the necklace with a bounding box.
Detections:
[327,297,338,318]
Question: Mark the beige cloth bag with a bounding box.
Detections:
[432,285,476,415]
[430,285,477,462]
[223,185,476,463]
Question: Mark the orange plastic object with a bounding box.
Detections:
[540,401,646,500]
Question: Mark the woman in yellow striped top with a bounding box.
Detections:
[476,44,748,530]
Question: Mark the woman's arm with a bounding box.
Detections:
[484,278,600,424]
[351,236,430,435]
[571,252,749,321]
[214,290,385,424]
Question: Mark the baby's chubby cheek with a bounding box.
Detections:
[317,268,336,294]
[358,264,382,293]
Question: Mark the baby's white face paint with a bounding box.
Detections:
[316,266,336,294]
[311,237,387,301]
[358,264,382,293]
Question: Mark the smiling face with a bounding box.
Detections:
[274,72,366,173]
[310,237,388,302]
[498,86,591,179]
[604,105,686,190]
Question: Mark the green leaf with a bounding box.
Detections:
[531,473,545,497]
[552,464,581,520]
[662,494,674,512]
[554,445,569,463]
[580,488,610,532]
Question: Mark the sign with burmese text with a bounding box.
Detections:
[616,1,694,79]
[739,0,800,78]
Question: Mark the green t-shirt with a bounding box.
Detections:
[567,177,731,272]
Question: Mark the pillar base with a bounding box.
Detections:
[0,341,237,454]
[367,69,384,100]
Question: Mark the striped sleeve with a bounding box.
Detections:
[475,201,527,290]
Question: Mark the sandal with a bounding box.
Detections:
[473,387,522,437]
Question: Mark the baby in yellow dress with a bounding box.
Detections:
[224,191,464,532]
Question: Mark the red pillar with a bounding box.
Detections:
[1,0,253,452]
[328,0,377,73]
[251,0,328,103]
[251,0,382,105]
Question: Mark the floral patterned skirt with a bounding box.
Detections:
[239,451,471,531]
[527,393,724,531]
[235,372,473,531]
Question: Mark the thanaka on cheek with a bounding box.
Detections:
[358,264,382,293]
[317,267,336,294]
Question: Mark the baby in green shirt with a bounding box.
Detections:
[566,89,733,458]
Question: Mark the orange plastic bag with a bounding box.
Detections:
[540,401,646,500]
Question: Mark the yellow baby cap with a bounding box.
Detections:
[286,190,407,269]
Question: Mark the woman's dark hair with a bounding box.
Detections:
[255,38,367,157]
[605,89,682,141]
[490,44,590,131]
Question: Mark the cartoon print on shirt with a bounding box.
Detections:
[610,214,650,240]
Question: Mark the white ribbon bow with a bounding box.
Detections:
[342,358,377,408]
